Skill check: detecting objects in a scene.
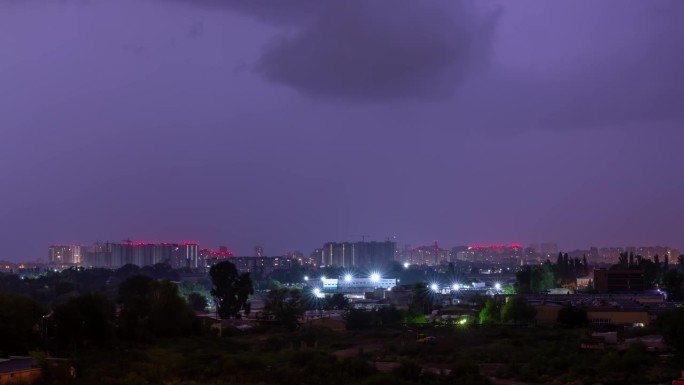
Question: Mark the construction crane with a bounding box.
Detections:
[350,234,370,242]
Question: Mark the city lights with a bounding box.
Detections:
[321,276,326,281]
[494,283,501,290]
[313,288,324,298]
[430,283,438,292]
[370,273,380,282]
[304,276,309,281]
[344,274,353,282]
[452,283,460,291]
[403,262,410,269]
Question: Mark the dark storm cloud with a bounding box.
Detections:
[183,0,499,100]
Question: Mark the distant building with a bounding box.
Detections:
[588,246,680,264]
[48,245,83,265]
[320,241,395,268]
[454,244,523,264]
[79,241,199,269]
[407,241,451,266]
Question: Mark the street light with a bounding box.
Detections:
[452,283,460,291]
[430,283,439,292]
[370,273,380,282]
[494,283,502,291]
[304,276,309,281]
[313,288,324,298]
[344,274,353,282]
[403,262,410,269]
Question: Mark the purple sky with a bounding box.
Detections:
[1,0,683,261]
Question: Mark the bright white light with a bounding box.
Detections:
[430,283,438,292]
[370,273,380,282]
[344,274,353,282]
[304,276,309,281]
[452,283,460,291]
[321,276,326,281]
[403,262,410,269]
[494,283,501,290]
[313,288,324,298]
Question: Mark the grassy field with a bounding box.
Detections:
[46,325,682,385]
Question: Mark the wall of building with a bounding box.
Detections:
[587,310,650,327]
[0,368,42,385]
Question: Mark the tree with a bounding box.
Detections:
[115,264,141,280]
[377,306,404,328]
[655,307,684,351]
[118,275,198,339]
[410,282,433,315]
[117,274,155,340]
[209,261,253,319]
[662,269,684,301]
[117,274,154,304]
[146,280,198,338]
[500,297,536,325]
[0,292,43,355]
[263,288,304,330]
[619,252,628,267]
[530,264,554,294]
[479,299,501,325]
[187,292,208,312]
[53,294,115,350]
[515,267,532,294]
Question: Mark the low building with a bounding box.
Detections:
[530,302,563,325]
[593,267,646,293]
[0,357,41,385]
[586,308,651,327]
[320,277,397,292]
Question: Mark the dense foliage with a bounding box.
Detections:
[209,261,254,319]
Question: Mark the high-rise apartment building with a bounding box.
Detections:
[320,241,395,269]
[48,245,83,265]
[78,241,199,269]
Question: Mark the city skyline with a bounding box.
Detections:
[33,239,683,266]
[2,0,683,262]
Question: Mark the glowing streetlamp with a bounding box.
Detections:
[304,276,309,281]
[344,274,353,282]
[403,262,410,269]
[494,283,502,291]
[430,283,439,292]
[452,283,460,291]
[370,273,380,282]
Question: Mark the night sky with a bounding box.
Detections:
[1,0,683,261]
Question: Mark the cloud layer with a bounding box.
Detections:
[198,0,499,101]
